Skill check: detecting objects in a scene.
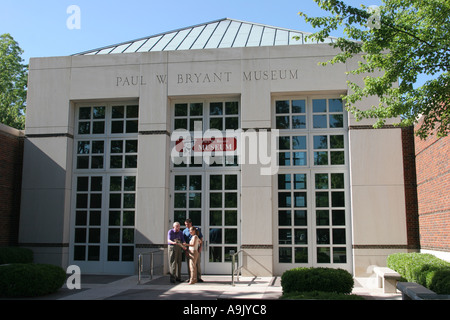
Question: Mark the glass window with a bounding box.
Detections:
[110,105,139,134]
[277,173,309,264]
[278,135,307,167]
[312,99,344,129]
[314,172,347,265]
[209,101,239,131]
[205,174,239,263]
[313,135,345,166]
[74,103,138,263]
[275,99,306,130]
[78,106,105,135]
[173,100,240,168]
[73,176,105,261]
[76,140,104,170]
[274,96,348,269]
[109,139,138,169]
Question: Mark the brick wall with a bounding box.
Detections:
[415,119,450,253]
[0,124,24,246]
[401,126,420,249]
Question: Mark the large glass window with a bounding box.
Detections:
[274,96,349,272]
[74,176,103,261]
[314,172,347,264]
[73,102,138,265]
[108,175,136,262]
[277,173,309,264]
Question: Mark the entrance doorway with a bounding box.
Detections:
[171,172,240,274]
[170,98,241,274]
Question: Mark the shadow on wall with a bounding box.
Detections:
[18,136,70,266]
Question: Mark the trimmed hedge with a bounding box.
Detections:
[281,290,365,300]
[387,253,450,294]
[0,247,33,265]
[0,263,66,297]
[281,267,354,294]
[429,269,450,295]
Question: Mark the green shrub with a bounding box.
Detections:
[281,290,365,300]
[387,253,450,294]
[0,247,33,264]
[281,267,354,294]
[0,263,66,297]
[429,269,450,295]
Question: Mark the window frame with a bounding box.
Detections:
[272,95,351,274]
[171,97,241,169]
[70,101,139,273]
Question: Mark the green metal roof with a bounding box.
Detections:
[75,18,336,55]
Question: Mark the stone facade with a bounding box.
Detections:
[20,25,417,276]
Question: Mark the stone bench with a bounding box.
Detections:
[373,266,402,293]
[397,282,450,300]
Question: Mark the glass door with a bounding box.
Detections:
[170,98,241,275]
[205,173,240,274]
[171,172,240,274]
[172,173,203,275]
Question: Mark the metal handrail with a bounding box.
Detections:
[138,249,163,284]
[231,249,244,286]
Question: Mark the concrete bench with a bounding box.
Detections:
[396,282,450,300]
[373,266,402,293]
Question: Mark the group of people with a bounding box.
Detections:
[167,219,203,284]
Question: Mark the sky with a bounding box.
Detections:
[0,0,382,63]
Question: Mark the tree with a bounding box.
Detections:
[0,34,28,130]
[299,0,449,138]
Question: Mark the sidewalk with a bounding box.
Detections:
[26,274,401,300]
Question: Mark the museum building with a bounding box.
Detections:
[19,18,419,276]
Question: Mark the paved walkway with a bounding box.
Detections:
[25,274,402,300]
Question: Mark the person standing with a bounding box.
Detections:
[183,219,203,283]
[184,226,200,284]
[167,222,184,283]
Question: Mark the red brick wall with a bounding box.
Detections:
[401,126,420,249]
[415,120,450,253]
[0,125,24,246]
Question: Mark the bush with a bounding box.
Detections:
[387,253,450,294]
[0,263,66,297]
[0,247,33,264]
[281,290,365,300]
[281,267,354,294]
[429,269,450,294]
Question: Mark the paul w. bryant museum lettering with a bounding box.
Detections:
[115,69,299,86]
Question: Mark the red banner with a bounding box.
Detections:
[175,137,237,152]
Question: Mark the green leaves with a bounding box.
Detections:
[0,33,28,130]
[299,0,450,138]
